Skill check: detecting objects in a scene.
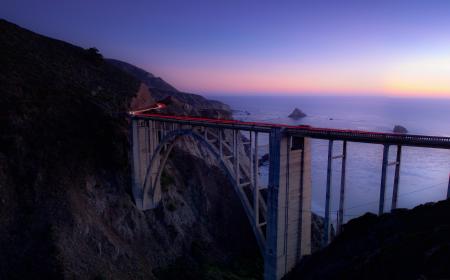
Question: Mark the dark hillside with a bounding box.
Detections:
[0,19,138,172]
[0,19,259,279]
[107,59,177,92]
[0,18,139,279]
[286,199,450,280]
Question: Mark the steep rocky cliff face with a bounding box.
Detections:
[0,19,259,279]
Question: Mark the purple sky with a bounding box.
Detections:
[3,0,450,96]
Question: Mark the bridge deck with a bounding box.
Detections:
[132,113,450,149]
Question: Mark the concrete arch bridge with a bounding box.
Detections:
[130,113,450,280]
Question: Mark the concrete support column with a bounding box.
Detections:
[249,132,253,186]
[148,120,154,159]
[219,130,223,159]
[131,119,153,209]
[265,130,312,280]
[447,174,450,199]
[233,129,240,184]
[253,132,259,225]
[324,140,333,245]
[391,145,402,210]
[131,118,162,210]
[379,144,390,215]
[131,119,143,208]
[337,141,347,233]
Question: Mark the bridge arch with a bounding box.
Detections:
[141,128,265,252]
[131,117,313,280]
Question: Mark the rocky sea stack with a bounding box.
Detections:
[288,108,307,119]
[393,125,408,133]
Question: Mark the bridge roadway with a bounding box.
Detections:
[133,112,450,149]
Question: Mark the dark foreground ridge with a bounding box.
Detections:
[285,199,450,280]
[0,19,259,279]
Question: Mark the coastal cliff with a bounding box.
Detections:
[0,19,259,279]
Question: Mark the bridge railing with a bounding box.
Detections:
[134,113,450,149]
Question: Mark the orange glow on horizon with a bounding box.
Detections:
[151,49,450,98]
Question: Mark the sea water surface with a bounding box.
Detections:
[211,95,450,224]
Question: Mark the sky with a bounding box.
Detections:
[2,0,450,97]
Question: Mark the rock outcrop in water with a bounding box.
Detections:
[393,125,408,133]
[288,108,307,119]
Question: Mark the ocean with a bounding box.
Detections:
[211,95,450,223]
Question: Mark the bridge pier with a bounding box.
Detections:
[337,141,347,234]
[379,144,404,213]
[391,145,402,210]
[447,174,450,199]
[253,132,260,227]
[131,119,146,209]
[324,140,347,244]
[265,129,312,280]
[379,144,390,214]
[324,140,333,245]
[131,119,163,210]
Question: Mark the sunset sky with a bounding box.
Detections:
[3,0,450,97]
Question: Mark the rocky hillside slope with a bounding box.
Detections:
[107,59,178,92]
[285,199,450,280]
[0,19,259,279]
[107,59,231,119]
